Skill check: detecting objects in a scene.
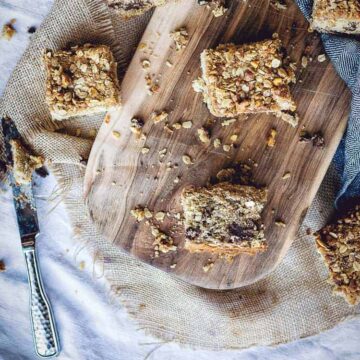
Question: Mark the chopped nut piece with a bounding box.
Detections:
[223,144,231,152]
[182,154,193,165]
[104,114,111,124]
[282,172,291,179]
[182,182,268,255]
[43,44,121,120]
[198,127,211,144]
[112,130,121,138]
[155,211,166,221]
[151,111,168,123]
[314,205,360,305]
[172,122,182,130]
[151,225,177,255]
[267,128,277,147]
[130,118,144,136]
[141,147,150,154]
[131,207,146,221]
[214,138,222,148]
[317,54,326,62]
[2,19,16,40]
[182,121,193,129]
[230,134,238,142]
[275,220,286,227]
[170,27,189,51]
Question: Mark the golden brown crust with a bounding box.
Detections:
[193,39,298,126]
[314,206,360,306]
[312,0,360,34]
[43,44,121,120]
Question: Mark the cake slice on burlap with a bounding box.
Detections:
[314,206,360,306]
[181,182,268,256]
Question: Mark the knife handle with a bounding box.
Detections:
[24,247,60,358]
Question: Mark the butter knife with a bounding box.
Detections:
[2,117,60,358]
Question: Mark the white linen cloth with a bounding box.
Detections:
[0,1,360,359]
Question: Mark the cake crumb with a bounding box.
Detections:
[182,154,193,165]
[223,144,231,152]
[155,212,166,221]
[198,127,211,144]
[151,111,168,123]
[221,118,237,127]
[267,128,277,147]
[141,147,150,154]
[112,130,121,139]
[275,219,286,228]
[170,27,189,51]
[182,121,193,129]
[282,172,291,180]
[2,19,16,40]
[214,138,221,148]
[317,54,326,62]
[202,261,214,273]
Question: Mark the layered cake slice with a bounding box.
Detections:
[181,182,268,256]
[193,39,298,126]
[314,206,360,306]
[312,0,360,34]
[43,44,121,120]
[106,0,169,17]
[10,139,44,185]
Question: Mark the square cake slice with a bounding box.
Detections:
[312,0,360,34]
[193,39,298,126]
[106,0,168,17]
[44,44,121,121]
[10,139,44,185]
[314,206,360,306]
[181,182,268,256]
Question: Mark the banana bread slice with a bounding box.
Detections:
[312,0,360,34]
[314,206,360,306]
[181,182,268,256]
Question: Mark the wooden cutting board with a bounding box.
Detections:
[84,0,350,289]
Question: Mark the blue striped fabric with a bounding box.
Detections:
[296,0,360,208]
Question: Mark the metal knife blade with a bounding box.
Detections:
[1,117,39,247]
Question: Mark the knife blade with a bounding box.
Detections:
[2,117,60,358]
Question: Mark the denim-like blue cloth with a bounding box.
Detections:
[296,0,360,209]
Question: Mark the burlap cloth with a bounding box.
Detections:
[1,0,359,350]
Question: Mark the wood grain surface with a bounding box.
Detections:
[84,0,350,289]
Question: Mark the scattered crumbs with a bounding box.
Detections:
[144,208,153,219]
[79,261,85,271]
[170,263,177,269]
[198,127,211,144]
[270,0,287,10]
[223,144,231,152]
[130,118,144,136]
[221,118,236,127]
[317,54,326,62]
[213,138,221,148]
[131,207,145,221]
[174,176,180,183]
[301,56,308,68]
[0,260,6,272]
[141,147,150,154]
[151,225,177,257]
[151,111,168,123]
[266,128,277,147]
[182,121,193,129]
[112,130,121,139]
[172,122,182,130]
[282,172,291,180]
[211,2,227,17]
[138,42,147,50]
[104,113,111,124]
[170,27,189,51]
[28,26,37,34]
[141,59,151,70]
[166,60,173,67]
[159,148,167,158]
[145,74,160,95]
[202,261,214,273]
[182,154,193,165]
[275,219,286,228]
[2,19,16,40]
[230,134,238,143]
[163,123,174,133]
[155,211,165,222]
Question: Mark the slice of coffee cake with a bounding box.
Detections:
[193,39,298,126]
[181,182,268,256]
[315,206,360,306]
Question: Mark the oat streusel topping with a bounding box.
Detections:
[315,206,360,305]
[43,44,121,120]
[193,39,298,126]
